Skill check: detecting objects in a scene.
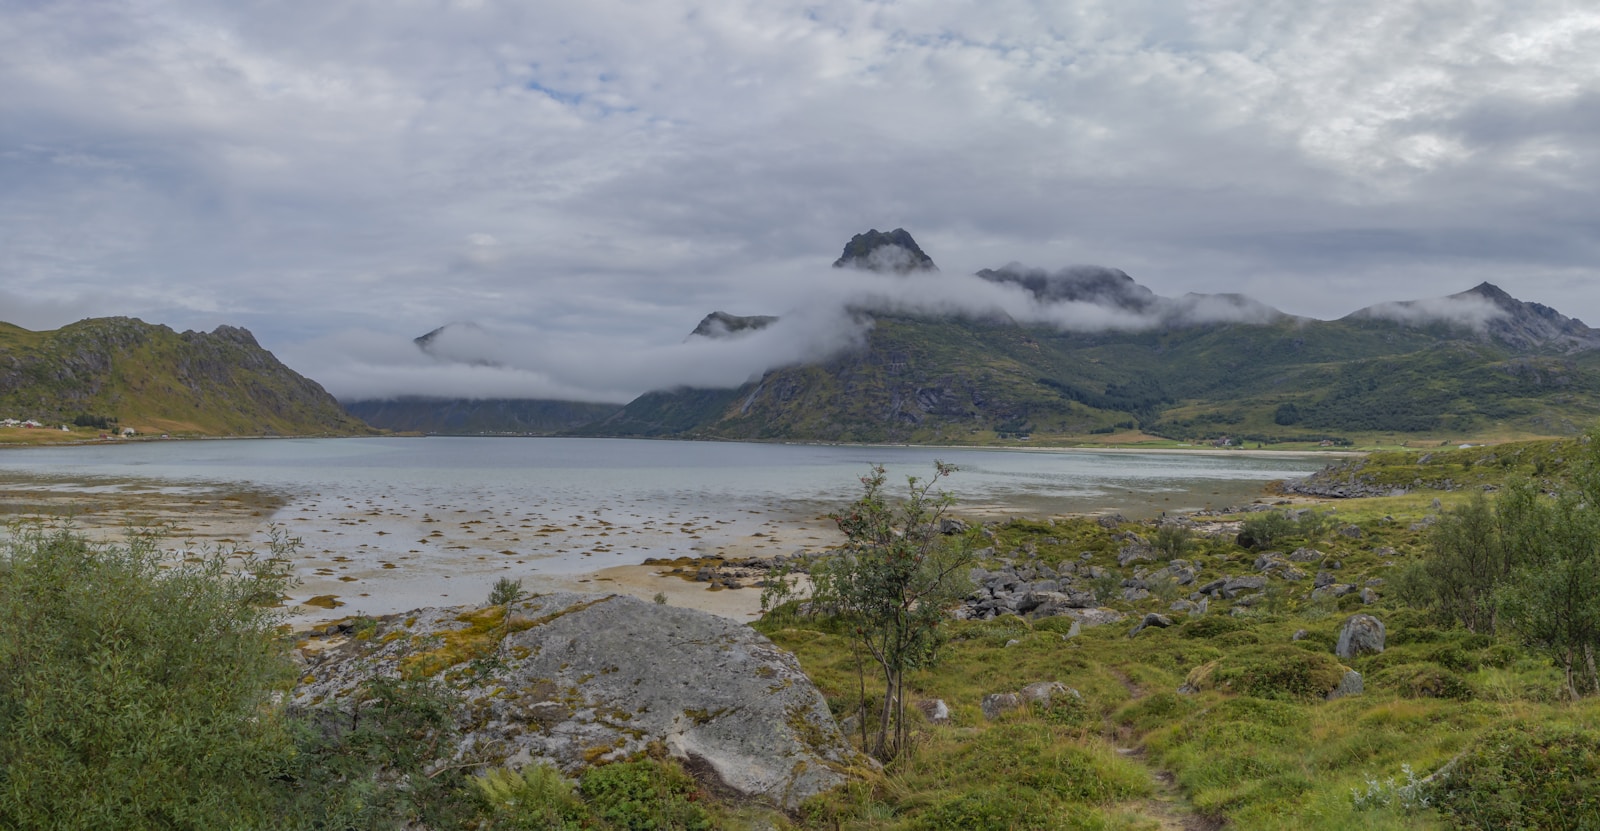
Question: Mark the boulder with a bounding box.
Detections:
[1326,670,1364,701]
[293,593,861,810]
[1128,612,1175,637]
[916,699,951,724]
[1019,681,1080,708]
[980,692,1023,720]
[1336,614,1386,660]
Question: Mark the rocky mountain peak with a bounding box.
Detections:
[977,264,1160,312]
[832,228,938,273]
[689,311,779,339]
[1347,282,1600,353]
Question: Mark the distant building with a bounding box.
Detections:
[121,427,137,437]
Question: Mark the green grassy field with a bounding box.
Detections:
[742,445,1600,830]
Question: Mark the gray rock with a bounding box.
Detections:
[916,699,951,724]
[1289,547,1325,563]
[980,692,1023,720]
[1336,614,1386,660]
[1019,681,1079,708]
[1118,544,1157,568]
[1096,514,1126,530]
[1291,629,1309,641]
[1054,608,1125,628]
[1128,613,1175,637]
[1221,576,1267,597]
[939,518,969,535]
[1326,670,1364,701]
[1314,571,1336,589]
[1122,587,1151,602]
[292,593,859,810]
[1338,525,1363,539]
[1312,583,1356,601]
[1169,600,1196,614]
[1360,588,1379,605]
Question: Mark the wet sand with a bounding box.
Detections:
[0,471,837,627]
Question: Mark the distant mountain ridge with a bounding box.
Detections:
[0,317,370,436]
[362,229,1600,443]
[577,230,1600,443]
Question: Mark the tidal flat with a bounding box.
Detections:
[0,437,1327,627]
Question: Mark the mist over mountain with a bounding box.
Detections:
[689,312,780,340]
[334,228,1600,441]
[1347,282,1600,353]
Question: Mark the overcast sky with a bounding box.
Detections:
[4,0,1599,402]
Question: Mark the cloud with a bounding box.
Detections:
[310,258,1310,403]
[4,0,1600,390]
[1346,294,1509,330]
[290,303,870,402]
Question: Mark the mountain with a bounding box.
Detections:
[832,228,938,273]
[580,232,1600,444]
[341,397,621,435]
[0,317,372,436]
[1345,281,1600,353]
[689,311,779,340]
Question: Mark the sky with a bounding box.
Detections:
[3,0,1599,403]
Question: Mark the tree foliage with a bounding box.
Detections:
[806,463,976,760]
[0,524,297,830]
[1400,433,1600,698]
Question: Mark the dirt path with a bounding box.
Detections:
[1105,668,1222,831]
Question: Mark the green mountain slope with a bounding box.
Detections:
[0,317,373,436]
[582,232,1600,444]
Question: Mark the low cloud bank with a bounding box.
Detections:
[301,257,1497,404]
[1346,293,1508,330]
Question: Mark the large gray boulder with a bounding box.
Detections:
[293,593,862,810]
[1336,613,1387,660]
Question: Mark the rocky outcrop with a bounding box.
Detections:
[293,593,863,810]
[1336,613,1387,660]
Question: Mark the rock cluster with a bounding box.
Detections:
[293,592,863,811]
[957,556,1121,626]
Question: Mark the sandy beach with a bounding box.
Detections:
[0,470,836,627]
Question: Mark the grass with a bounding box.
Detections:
[748,444,1600,829]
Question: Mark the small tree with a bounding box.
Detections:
[808,463,976,761]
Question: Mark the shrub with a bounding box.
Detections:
[1434,725,1600,829]
[1181,645,1350,701]
[1236,511,1296,550]
[0,525,296,830]
[1152,524,1193,558]
[1369,663,1475,700]
[579,757,712,831]
[476,764,586,830]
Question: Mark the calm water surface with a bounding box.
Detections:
[0,437,1331,616]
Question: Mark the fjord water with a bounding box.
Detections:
[0,437,1327,616]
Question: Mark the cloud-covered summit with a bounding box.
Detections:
[1348,282,1600,352]
[832,229,939,274]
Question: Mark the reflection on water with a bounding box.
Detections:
[0,437,1331,618]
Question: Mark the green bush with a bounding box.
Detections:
[476,764,587,830]
[1434,725,1600,829]
[1369,663,1475,700]
[0,525,295,830]
[579,757,712,831]
[1237,511,1296,550]
[1182,645,1349,701]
